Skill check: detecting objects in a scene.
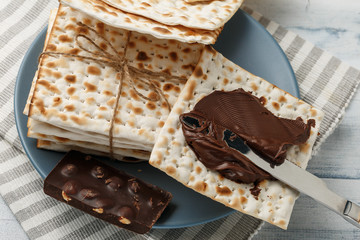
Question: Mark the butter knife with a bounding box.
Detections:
[235,138,360,228]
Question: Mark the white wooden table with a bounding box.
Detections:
[1,0,360,239]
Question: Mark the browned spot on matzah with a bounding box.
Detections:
[84,82,97,92]
[58,35,72,43]
[128,41,135,48]
[223,78,229,85]
[47,44,56,51]
[153,27,171,35]
[162,68,171,75]
[69,48,80,55]
[65,24,75,31]
[76,25,88,35]
[239,188,245,195]
[194,66,203,78]
[158,121,164,128]
[136,51,150,61]
[235,76,242,82]
[174,86,181,93]
[53,97,62,107]
[70,115,87,125]
[189,175,194,182]
[34,98,45,114]
[148,91,158,101]
[67,87,76,95]
[87,66,101,75]
[37,80,60,94]
[251,82,258,91]
[166,166,176,176]
[241,196,248,204]
[133,107,143,115]
[146,102,156,110]
[182,48,191,53]
[168,128,175,134]
[65,75,76,83]
[169,52,178,62]
[64,104,75,112]
[278,95,287,103]
[181,64,195,71]
[216,186,232,196]
[163,83,174,92]
[111,117,120,124]
[59,113,67,121]
[96,22,105,35]
[195,166,202,174]
[194,181,207,192]
[310,109,317,117]
[279,220,286,227]
[128,121,135,127]
[106,97,116,106]
[272,102,280,111]
[99,42,108,50]
[300,143,310,153]
[53,72,62,79]
[121,92,127,97]
[183,80,197,101]
[46,62,56,68]
[86,97,95,104]
[102,90,112,96]
[99,106,107,111]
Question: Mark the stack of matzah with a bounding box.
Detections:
[24,0,245,160]
[149,46,324,229]
[24,4,206,161]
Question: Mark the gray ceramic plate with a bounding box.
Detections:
[14,10,299,229]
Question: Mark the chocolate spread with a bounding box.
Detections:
[179,88,315,184]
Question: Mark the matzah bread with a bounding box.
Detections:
[149,46,324,229]
[101,0,244,30]
[26,5,204,153]
[60,0,222,44]
[27,119,152,151]
[36,139,137,162]
[24,8,58,115]
[29,130,150,161]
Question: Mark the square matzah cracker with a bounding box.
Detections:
[101,0,243,30]
[27,5,204,151]
[149,46,324,229]
[60,0,223,44]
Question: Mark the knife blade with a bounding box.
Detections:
[232,136,360,228]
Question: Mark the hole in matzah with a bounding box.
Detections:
[275,206,280,210]
[279,195,283,200]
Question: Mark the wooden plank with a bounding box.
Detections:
[253,178,360,239]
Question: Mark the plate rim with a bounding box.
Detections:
[14,9,299,229]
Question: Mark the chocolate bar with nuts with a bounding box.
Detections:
[43,150,172,234]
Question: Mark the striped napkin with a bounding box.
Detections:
[1,1,360,239]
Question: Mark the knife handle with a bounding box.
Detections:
[343,201,360,228]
